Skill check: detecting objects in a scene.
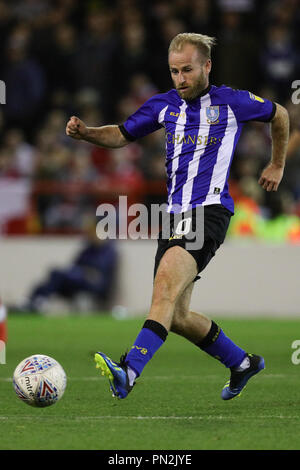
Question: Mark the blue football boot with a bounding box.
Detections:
[95,352,134,399]
[221,353,265,400]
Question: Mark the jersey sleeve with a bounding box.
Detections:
[119,95,164,141]
[228,88,276,123]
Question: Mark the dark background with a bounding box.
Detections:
[0,0,299,235]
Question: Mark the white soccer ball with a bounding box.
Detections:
[13,354,67,407]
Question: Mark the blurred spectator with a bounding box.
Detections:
[0,0,298,241]
[228,175,264,238]
[214,10,258,89]
[150,15,187,91]
[189,0,216,35]
[228,180,300,243]
[44,23,79,96]
[2,129,36,178]
[279,102,300,203]
[3,23,46,137]
[260,24,298,103]
[0,2,13,59]
[116,22,151,96]
[17,219,119,313]
[122,73,158,110]
[12,0,51,22]
[71,9,119,120]
[287,128,300,159]
[258,190,300,243]
[139,131,166,181]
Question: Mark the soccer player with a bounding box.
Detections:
[66,33,289,400]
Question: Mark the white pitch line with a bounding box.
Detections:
[0,374,286,383]
[0,415,299,421]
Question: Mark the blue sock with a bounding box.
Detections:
[198,321,246,368]
[125,320,168,377]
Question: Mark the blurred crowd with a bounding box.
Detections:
[0,0,300,242]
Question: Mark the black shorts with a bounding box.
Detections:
[153,204,232,281]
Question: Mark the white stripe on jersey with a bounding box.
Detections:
[168,101,188,210]
[158,105,168,126]
[181,93,211,212]
[202,105,238,206]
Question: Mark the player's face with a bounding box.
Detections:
[169,44,211,101]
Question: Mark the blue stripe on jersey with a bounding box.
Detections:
[165,101,187,209]
[169,101,202,211]
[190,92,229,207]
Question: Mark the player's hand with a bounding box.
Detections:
[258,162,284,192]
[66,116,87,140]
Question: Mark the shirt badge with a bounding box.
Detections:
[206,106,219,124]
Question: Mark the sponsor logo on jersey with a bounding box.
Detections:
[169,234,183,241]
[166,133,222,146]
[169,111,186,118]
[249,92,264,103]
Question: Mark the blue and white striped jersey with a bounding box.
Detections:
[120,84,276,214]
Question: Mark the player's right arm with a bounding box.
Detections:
[66,116,129,148]
[66,95,164,147]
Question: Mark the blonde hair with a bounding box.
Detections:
[168,33,217,61]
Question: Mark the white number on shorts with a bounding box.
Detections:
[175,217,192,236]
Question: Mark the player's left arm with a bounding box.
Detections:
[258,103,289,192]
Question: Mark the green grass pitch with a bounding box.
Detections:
[1,314,300,450]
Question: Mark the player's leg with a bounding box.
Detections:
[171,282,246,367]
[95,203,264,399]
[170,283,211,342]
[146,245,198,330]
[171,284,265,400]
[171,284,246,367]
[95,245,198,398]
[167,203,265,399]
